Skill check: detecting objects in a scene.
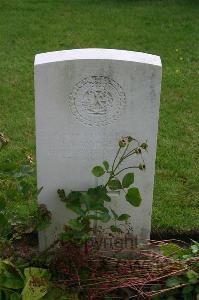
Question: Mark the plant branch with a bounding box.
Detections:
[123,146,141,160]
[112,147,122,172]
[115,166,140,176]
[113,145,129,173]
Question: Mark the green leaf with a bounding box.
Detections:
[0,261,24,289]
[110,225,122,233]
[0,199,6,210]
[0,275,24,289]
[10,293,21,300]
[191,244,199,254]
[22,268,50,300]
[13,165,34,178]
[24,268,50,280]
[108,179,122,190]
[182,285,194,295]
[67,204,85,216]
[43,289,79,300]
[92,166,105,177]
[64,192,82,213]
[80,193,91,208]
[160,243,186,259]
[117,214,131,221]
[186,270,198,284]
[60,231,73,241]
[85,199,108,213]
[66,191,82,203]
[21,165,34,175]
[0,260,24,277]
[122,173,134,188]
[22,278,48,300]
[98,212,111,223]
[125,188,142,207]
[103,161,109,171]
[166,276,183,288]
[68,219,84,230]
[182,254,192,260]
[83,187,110,211]
[95,186,111,202]
[102,194,111,202]
[72,231,90,242]
[87,186,107,199]
[151,283,161,291]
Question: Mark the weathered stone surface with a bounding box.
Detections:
[34,49,162,249]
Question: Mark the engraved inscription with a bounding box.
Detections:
[68,76,126,126]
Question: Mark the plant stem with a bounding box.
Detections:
[105,144,140,187]
[104,173,114,188]
[112,146,121,172]
[113,145,128,173]
[114,166,140,177]
[122,146,140,160]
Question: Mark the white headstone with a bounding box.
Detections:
[34,49,162,250]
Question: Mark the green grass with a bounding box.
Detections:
[0,0,198,232]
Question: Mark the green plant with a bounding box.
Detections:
[0,134,51,254]
[160,240,199,260]
[58,136,147,243]
[0,253,81,300]
[0,259,51,300]
[152,241,199,299]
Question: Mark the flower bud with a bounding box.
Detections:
[140,143,148,150]
[135,148,141,154]
[127,136,133,142]
[139,164,146,170]
[119,137,128,147]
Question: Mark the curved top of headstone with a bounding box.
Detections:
[34,48,161,67]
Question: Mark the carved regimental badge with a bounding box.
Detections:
[68,76,126,126]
